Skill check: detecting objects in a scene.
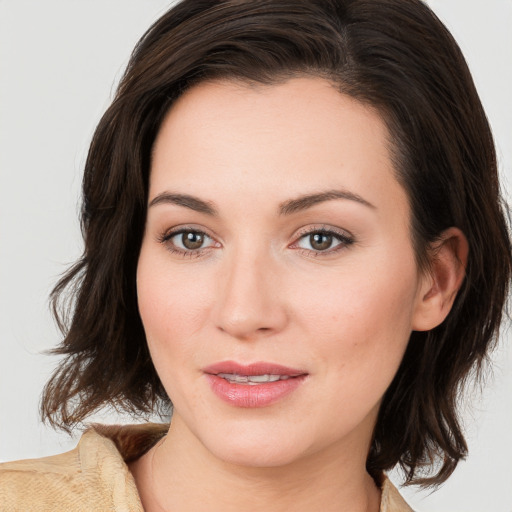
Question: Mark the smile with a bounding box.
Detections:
[216,373,292,384]
[203,361,308,407]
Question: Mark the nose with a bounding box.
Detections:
[213,249,289,340]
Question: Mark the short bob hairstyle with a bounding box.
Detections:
[42,0,511,487]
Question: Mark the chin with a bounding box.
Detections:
[201,425,314,469]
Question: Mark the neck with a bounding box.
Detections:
[131,415,381,512]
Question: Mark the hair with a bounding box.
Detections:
[41,0,511,487]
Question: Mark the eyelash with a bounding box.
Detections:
[157,226,217,259]
[292,226,355,257]
[157,225,355,258]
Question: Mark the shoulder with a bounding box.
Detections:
[380,475,414,512]
[0,424,166,511]
[0,446,83,510]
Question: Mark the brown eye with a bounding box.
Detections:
[295,229,353,254]
[164,229,215,253]
[309,233,333,251]
[181,231,205,250]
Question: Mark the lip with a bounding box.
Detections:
[203,360,308,408]
[203,361,307,377]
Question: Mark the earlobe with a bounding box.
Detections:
[412,227,468,331]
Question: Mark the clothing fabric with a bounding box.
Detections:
[0,423,413,511]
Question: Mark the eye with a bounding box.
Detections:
[293,228,354,254]
[160,228,218,255]
[174,231,210,250]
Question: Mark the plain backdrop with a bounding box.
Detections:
[0,1,511,511]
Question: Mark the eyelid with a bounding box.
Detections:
[159,223,219,241]
[289,224,355,255]
[292,224,354,240]
[157,225,222,257]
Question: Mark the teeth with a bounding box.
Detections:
[217,373,291,384]
[248,374,280,383]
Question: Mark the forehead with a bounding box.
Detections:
[154,77,389,161]
[150,77,407,220]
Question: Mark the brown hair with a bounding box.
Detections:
[41,0,511,486]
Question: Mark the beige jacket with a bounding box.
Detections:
[0,423,413,511]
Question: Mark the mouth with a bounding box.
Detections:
[203,361,307,380]
[202,361,308,407]
[215,373,293,385]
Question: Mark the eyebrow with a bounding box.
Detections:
[278,189,375,215]
[148,189,375,216]
[149,193,218,215]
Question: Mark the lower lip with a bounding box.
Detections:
[205,374,307,408]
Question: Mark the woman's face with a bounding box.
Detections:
[137,77,429,468]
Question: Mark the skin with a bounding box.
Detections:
[132,77,467,512]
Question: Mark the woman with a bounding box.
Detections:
[1,0,510,510]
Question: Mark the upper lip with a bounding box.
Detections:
[203,361,307,377]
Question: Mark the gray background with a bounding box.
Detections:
[1,1,511,511]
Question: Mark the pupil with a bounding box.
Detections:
[311,233,332,251]
[183,231,204,250]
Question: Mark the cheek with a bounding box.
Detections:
[137,249,227,413]
[137,248,211,335]
[287,264,419,436]
[136,259,207,410]
[136,249,212,376]
[294,254,419,376]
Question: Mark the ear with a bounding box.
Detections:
[412,227,468,331]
